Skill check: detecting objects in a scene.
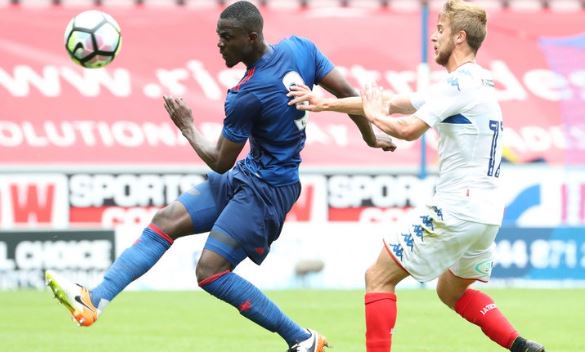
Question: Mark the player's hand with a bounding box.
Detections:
[163,96,194,135]
[373,130,397,152]
[361,82,386,123]
[287,84,325,112]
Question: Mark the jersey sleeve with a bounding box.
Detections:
[313,45,334,82]
[408,91,427,110]
[414,75,475,127]
[222,92,262,143]
[292,36,334,83]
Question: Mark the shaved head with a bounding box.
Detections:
[220,1,263,34]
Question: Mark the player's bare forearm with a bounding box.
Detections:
[348,114,396,151]
[349,114,376,144]
[181,127,221,168]
[288,85,364,114]
[368,114,426,142]
[287,84,395,150]
[322,97,364,115]
[389,95,417,115]
[361,84,428,141]
[370,115,406,139]
[163,95,223,170]
[326,90,394,149]
[182,129,244,173]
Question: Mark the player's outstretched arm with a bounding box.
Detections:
[286,69,395,151]
[288,84,413,117]
[288,67,365,115]
[163,96,244,173]
[305,68,396,151]
[361,83,429,142]
[388,95,418,115]
[288,84,364,114]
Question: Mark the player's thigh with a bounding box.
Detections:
[203,200,264,268]
[384,205,483,282]
[449,223,499,282]
[176,178,225,234]
[207,181,297,266]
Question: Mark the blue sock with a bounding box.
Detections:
[200,271,310,347]
[90,225,172,307]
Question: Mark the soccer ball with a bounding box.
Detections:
[64,10,122,69]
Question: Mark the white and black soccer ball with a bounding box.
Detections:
[64,10,122,69]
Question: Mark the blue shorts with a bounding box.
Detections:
[177,164,300,266]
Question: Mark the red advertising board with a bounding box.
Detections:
[0,7,584,167]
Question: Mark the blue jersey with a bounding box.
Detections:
[222,36,334,186]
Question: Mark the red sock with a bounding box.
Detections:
[454,289,519,348]
[365,292,397,352]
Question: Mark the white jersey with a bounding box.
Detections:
[411,63,504,225]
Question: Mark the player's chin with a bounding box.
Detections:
[224,58,238,68]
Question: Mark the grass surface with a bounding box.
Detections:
[0,288,583,351]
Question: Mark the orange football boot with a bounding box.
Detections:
[45,270,99,327]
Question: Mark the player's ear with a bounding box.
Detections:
[456,30,466,44]
[248,32,258,42]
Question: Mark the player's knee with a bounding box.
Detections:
[366,259,408,292]
[195,263,228,284]
[151,208,176,236]
[365,264,389,292]
[364,266,375,291]
[151,202,192,240]
[436,272,474,308]
[195,259,217,283]
[195,253,232,283]
[435,284,461,309]
[436,287,453,308]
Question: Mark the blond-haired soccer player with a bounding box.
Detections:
[288,0,544,351]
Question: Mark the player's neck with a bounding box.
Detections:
[244,42,270,69]
[446,51,476,73]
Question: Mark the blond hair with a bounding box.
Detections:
[441,0,487,53]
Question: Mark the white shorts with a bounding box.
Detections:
[383,205,499,282]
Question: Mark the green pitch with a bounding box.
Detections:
[1,288,583,351]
